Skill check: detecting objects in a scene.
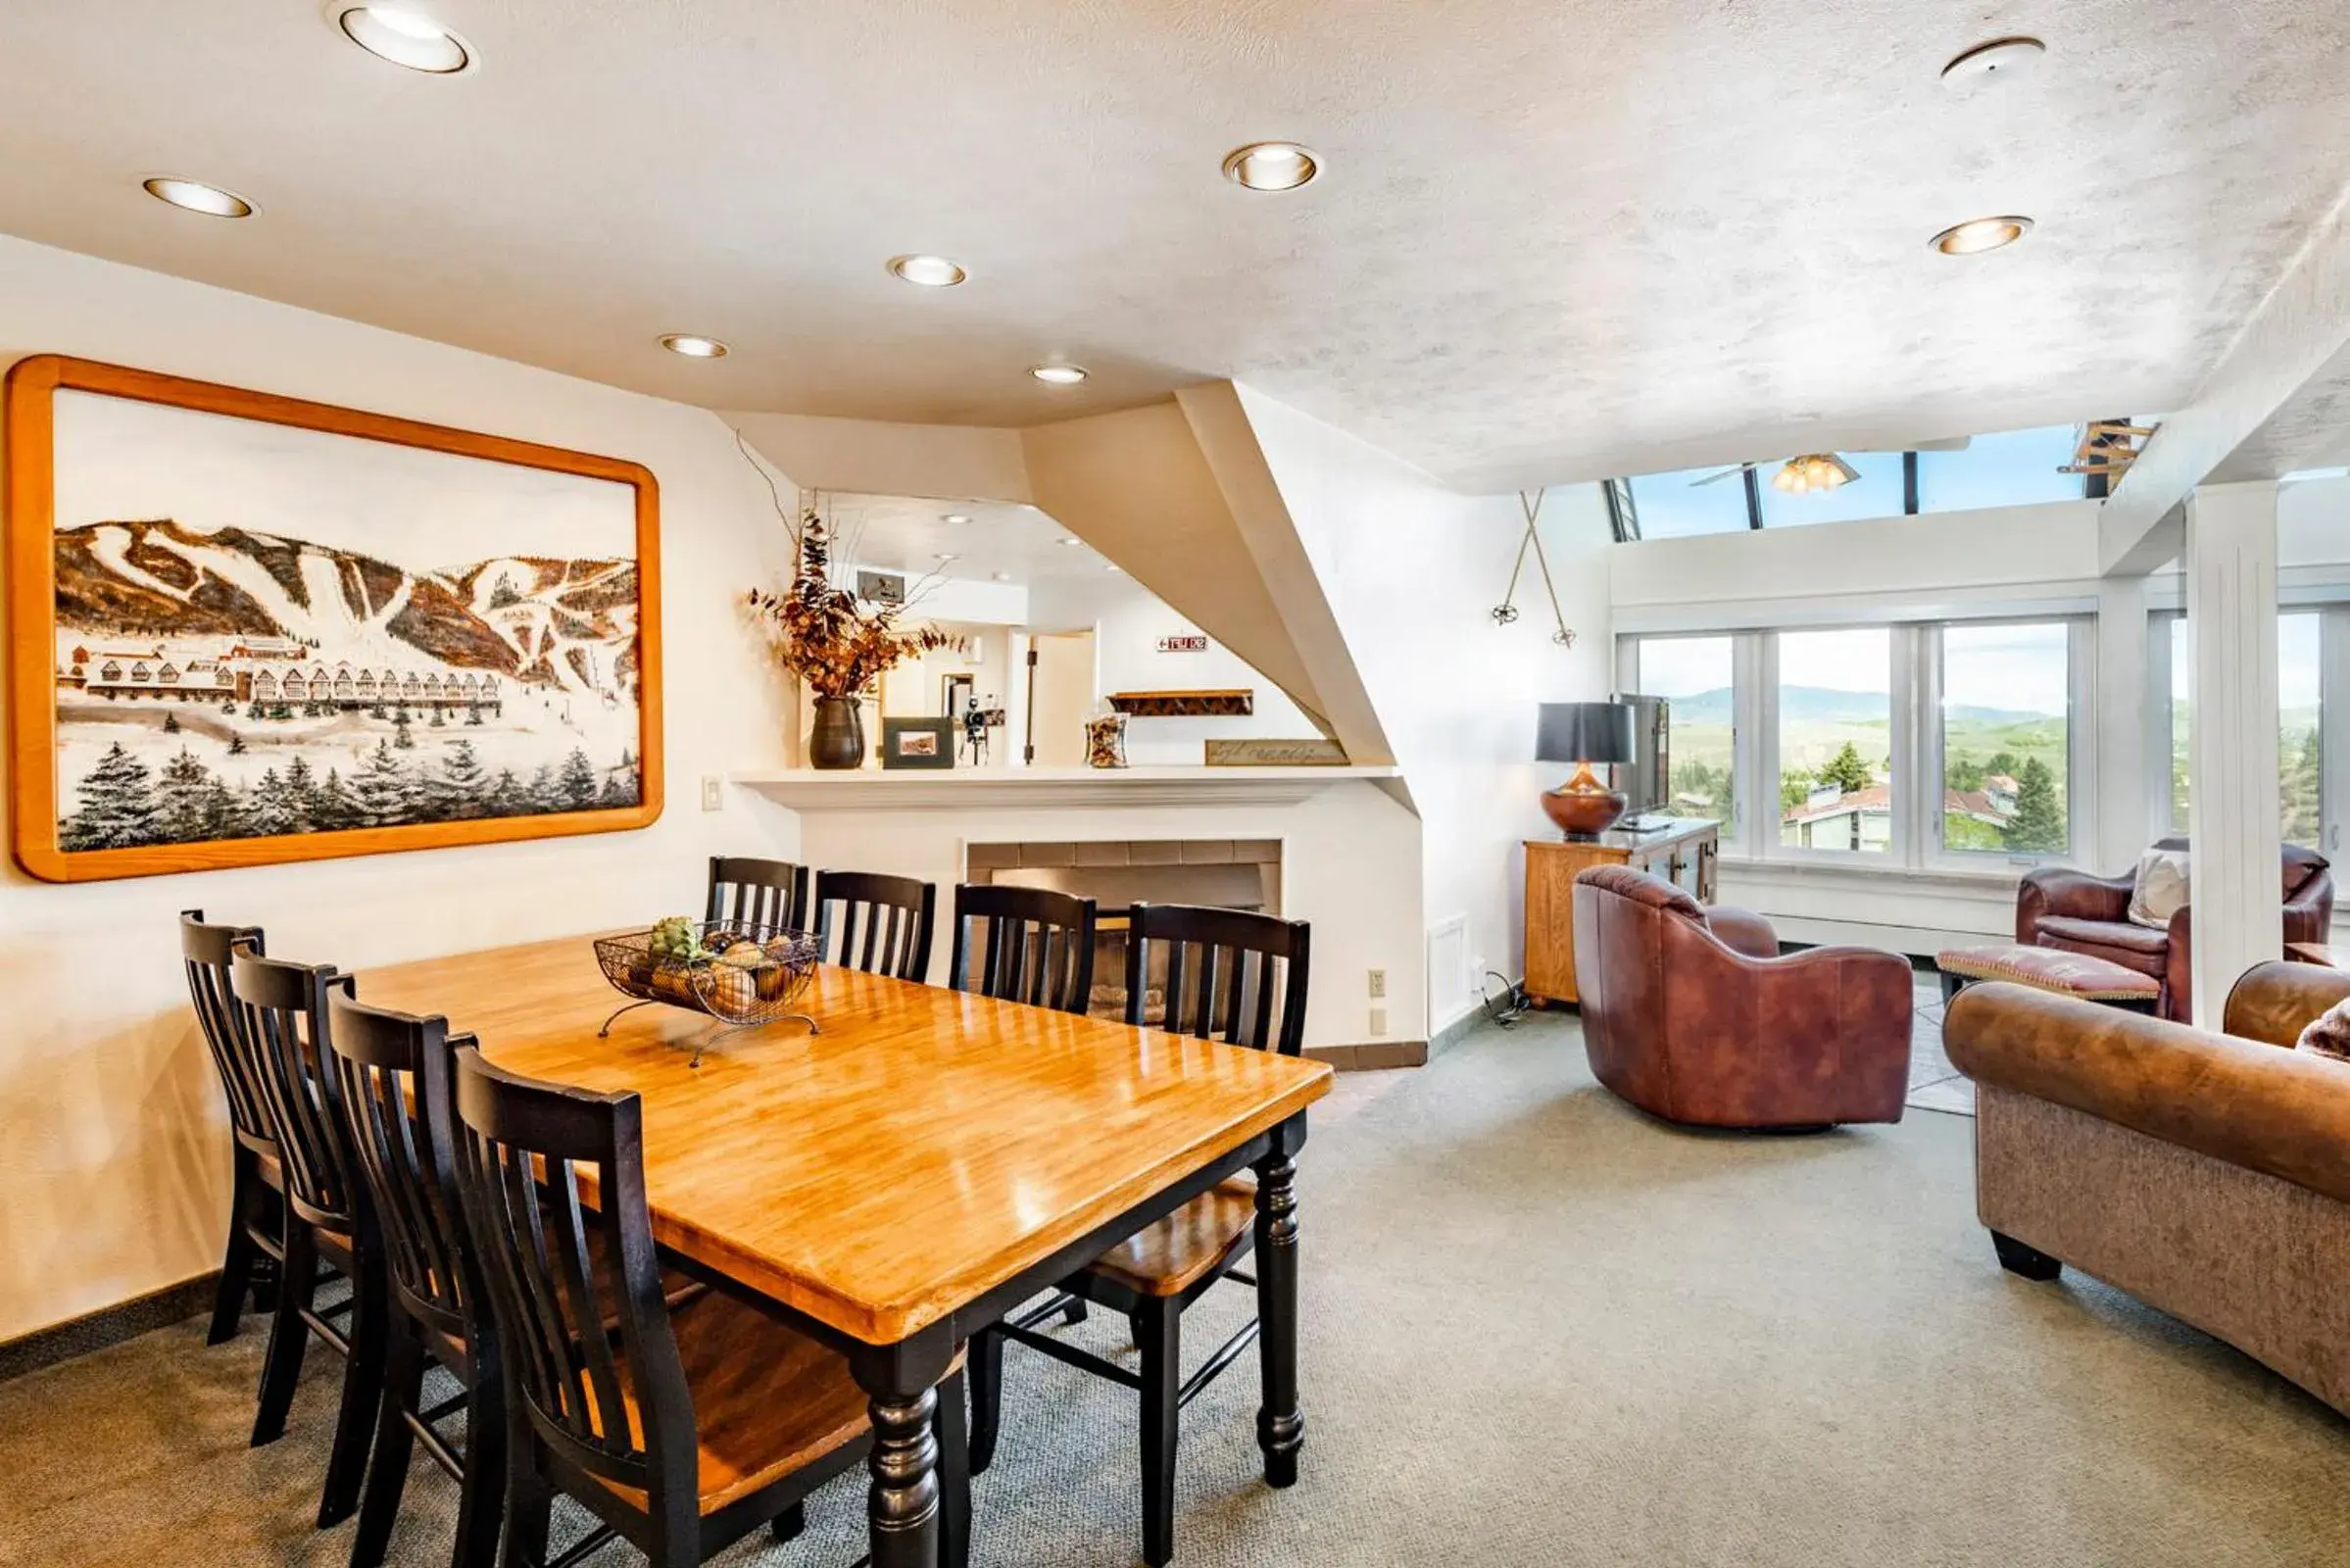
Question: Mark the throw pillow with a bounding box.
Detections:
[2128,846,2192,930]
[2297,998,2350,1062]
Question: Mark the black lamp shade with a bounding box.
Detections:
[1537,701,1635,765]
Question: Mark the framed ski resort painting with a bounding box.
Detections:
[5,356,662,882]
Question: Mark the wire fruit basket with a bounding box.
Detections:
[593,920,821,1066]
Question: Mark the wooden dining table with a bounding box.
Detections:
[358,932,1333,1568]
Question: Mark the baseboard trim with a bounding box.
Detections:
[1429,1006,1483,1058]
[0,1272,220,1384]
[1305,1039,1430,1071]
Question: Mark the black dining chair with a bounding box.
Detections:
[969,903,1310,1567]
[706,857,808,934]
[230,950,388,1530]
[449,1047,971,1568]
[810,869,937,982]
[946,883,1098,1014]
[323,992,504,1568]
[181,909,286,1345]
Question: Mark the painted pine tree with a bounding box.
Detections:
[438,739,490,819]
[353,739,410,827]
[557,747,599,810]
[247,768,301,837]
[526,763,560,813]
[61,742,161,850]
[200,778,249,840]
[486,768,526,816]
[313,767,362,832]
[284,756,318,830]
[155,748,212,844]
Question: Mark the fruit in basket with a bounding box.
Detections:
[717,941,765,969]
[649,915,705,964]
[702,964,758,1016]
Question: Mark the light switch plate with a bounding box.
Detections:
[1368,1006,1389,1036]
[1367,967,1387,999]
[700,776,722,811]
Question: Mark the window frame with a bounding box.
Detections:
[2152,604,2345,858]
[1919,617,2091,871]
[1619,613,2096,878]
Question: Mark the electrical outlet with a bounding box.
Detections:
[700,776,722,811]
[1369,1006,1389,1036]
[1469,956,1487,994]
[1367,967,1387,999]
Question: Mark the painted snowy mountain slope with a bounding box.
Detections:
[55,518,637,698]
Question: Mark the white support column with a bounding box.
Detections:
[2094,576,2149,873]
[2183,481,2282,1026]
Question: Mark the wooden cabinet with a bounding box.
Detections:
[1523,818,1720,1006]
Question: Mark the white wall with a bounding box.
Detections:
[1025,573,1319,765]
[1237,387,1613,1033]
[0,235,801,1340]
[1610,499,2105,624]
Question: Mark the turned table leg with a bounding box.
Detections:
[851,1331,955,1568]
[1253,1127,1306,1488]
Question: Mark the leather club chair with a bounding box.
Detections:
[1569,864,1913,1129]
[2016,837,2333,1023]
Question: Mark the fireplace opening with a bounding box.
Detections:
[963,840,1281,1022]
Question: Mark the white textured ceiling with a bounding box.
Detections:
[4,2,2349,490]
[818,493,1112,584]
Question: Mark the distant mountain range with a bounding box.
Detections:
[55,518,639,700]
[1658,685,2058,725]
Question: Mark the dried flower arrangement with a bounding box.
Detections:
[745,508,951,699]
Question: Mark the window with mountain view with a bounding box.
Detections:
[2167,612,2323,846]
[1940,622,2069,856]
[1635,636,1736,839]
[1777,627,1891,854]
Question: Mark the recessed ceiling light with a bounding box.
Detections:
[141,177,254,219]
[1222,141,1320,192]
[1104,563,1123,573]
[659,333,729,359]
[1030,364,1088,385]
[942,513,972,524]
[889,254,968,287]
[1056,535,1084,547]
[934,552,959,564]
[338,6,472,74]
[1941,36,2045,85]
[1930,216,2033,256]
[992,570,1012,582]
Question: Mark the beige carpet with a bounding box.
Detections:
[4,1013,2347,1567]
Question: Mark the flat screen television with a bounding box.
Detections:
[1614,693,1671,826]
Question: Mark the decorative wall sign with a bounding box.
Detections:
[1155,634,1209,653]
[6,355,662,882]
[1106,689,1254,717]
[855,568,906,607]
[1203,738,1348,766]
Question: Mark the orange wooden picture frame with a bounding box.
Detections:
[6,355,663,882]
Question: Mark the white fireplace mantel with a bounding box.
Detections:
[731,764,1405,811]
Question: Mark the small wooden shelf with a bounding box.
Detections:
[1107,689,1254,717]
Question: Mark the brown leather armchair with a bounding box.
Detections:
[1570,864,1913,1129]
[2017,837,2333,1022]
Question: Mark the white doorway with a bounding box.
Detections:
[1026,629,1096,766]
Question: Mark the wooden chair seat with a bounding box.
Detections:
[583,1292,880,1515]
[1087,1178,1256,1298]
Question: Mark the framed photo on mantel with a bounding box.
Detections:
[5,355,663,883]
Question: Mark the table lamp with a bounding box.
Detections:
[1536,701,1636,838]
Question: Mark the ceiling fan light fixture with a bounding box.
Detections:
[1931,216,2033,256]
[1774,454,1855,494]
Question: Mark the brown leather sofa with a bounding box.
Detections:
[1945,962,2350,1416]
[1569,864,1913,1129]
[2016,837,2333,1022]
